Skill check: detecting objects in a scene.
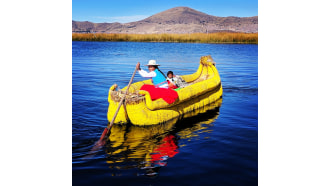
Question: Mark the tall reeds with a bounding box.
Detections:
[72,32,258,44]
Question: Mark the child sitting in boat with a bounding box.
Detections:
[137,60,168,88]
[167,71,191,88]
[166,71,178,89]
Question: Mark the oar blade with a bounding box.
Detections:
[99,127,109,141]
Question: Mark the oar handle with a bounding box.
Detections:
[106,63,139,132]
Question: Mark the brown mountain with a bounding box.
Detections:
[72,7,258,34]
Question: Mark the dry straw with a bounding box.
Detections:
[72,32,258,44]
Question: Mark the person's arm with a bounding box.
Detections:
[136,63,156,78]
[138,69,156,78]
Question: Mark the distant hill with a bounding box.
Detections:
[72,7,258,34]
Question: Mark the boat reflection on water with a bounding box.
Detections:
[105,98,222,177]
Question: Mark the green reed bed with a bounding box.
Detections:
[72,32,258,44]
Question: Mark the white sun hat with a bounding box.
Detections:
[145,59,160,66]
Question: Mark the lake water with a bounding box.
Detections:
[72,41,258,185]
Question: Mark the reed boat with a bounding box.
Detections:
[107,55,223,126]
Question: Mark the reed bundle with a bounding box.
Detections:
[110,90,145,104]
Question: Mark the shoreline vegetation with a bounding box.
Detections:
[72,32,258,44]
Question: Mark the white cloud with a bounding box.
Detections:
[92,15,149,23]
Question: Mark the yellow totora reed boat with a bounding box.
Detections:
[107,55,223,126]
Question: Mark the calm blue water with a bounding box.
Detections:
[72,41,258,185]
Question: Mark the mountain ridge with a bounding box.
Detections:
[72,7,258,33]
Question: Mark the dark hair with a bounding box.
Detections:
[167,71,173,76]
[156,66,167,79]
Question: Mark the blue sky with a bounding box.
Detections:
[72,0,258,23]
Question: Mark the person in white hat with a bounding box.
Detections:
[136,60,168,88]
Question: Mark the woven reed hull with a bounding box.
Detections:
[107,55,223,126]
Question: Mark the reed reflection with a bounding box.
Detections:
[105,98,222,177]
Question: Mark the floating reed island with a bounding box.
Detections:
[72,32,258,44]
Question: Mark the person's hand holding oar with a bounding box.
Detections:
[83,62,140,159]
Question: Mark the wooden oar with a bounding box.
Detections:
[86,63,140,156]
[99,63,139,141]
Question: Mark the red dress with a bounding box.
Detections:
[140,84,178,104]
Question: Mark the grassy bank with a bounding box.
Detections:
[72,32,258,44]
